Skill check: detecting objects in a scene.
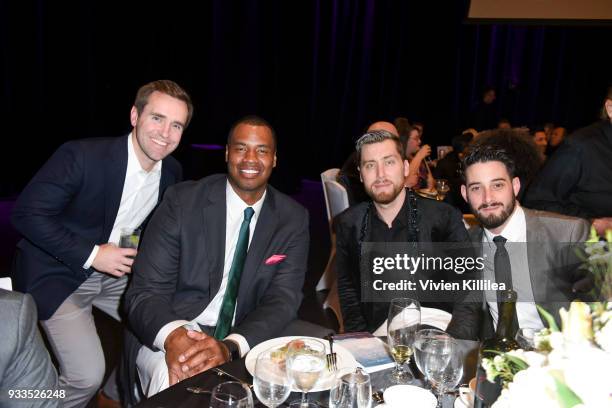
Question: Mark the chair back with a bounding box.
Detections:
[323,180,349,223]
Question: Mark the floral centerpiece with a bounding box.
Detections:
[483,228,612,408]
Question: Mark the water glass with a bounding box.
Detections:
[386,298,421,384]
[254,346,292,408]
[286,338,326,407]
[414,329,452,392]
[119,227,141,250]
[329,367,372,408]
[209,381,253,408]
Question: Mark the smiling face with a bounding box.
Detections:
[461,161,520,234]
[226,123,277,204]
[359,139,409,205]
[130,91,188,171]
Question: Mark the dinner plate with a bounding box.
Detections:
[416,189,438,199]
[372,307,452,336]
[383,385,436,408]
[245,336,358,392]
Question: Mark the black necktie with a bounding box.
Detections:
[493,235,519,334]
[493,236,513,299]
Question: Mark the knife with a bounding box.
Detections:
[212,367,253,389]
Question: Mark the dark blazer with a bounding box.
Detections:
[125,174,310,350]
[0,290,59,407]
[446,208,590,341]
[10,135,182,320]
[524,120,612,219]
[335,194,470,333]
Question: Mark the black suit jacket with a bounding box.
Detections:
[446,208,590,341]
[11,135,182,320]
[524,120,612,219]
[335,194,470,333]
[125,174,310,350]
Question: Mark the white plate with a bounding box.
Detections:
[383,385,436,408]
[245,336,358,392]
[455,397,469,408]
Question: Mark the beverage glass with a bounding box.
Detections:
[386,298,421,384]
[119,228,141,254]
[435,179,450,201]
[286,338,326,407]
[254,346,292,408]
[209,381,253,408]
[329,367,372,408]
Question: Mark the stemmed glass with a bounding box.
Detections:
[414,329,454,407]
[431,348,463,407]
[209,381,254,408]
[435,179,450,201]
[329,367,372,408]
[286,338,326,407]
[254,346,292,408]
[386,298,421,384]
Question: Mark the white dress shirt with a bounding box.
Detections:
[83,134,162,268]
[153,181,266,357]
[482,205,544,331]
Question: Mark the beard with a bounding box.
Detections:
[366,180,405,205]
[471,195,516,230]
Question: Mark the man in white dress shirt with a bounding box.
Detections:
[124,116,309,398]
[11,80,189,407]
[446,141,591,341]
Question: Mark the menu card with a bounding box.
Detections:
[332,332,395,373]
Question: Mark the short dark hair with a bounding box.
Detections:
[461,144,516,182]
[355,130,405,163]
[134,80,193,127]
[451,132,473,153]
[227,115,277,149]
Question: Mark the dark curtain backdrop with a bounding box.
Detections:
[1,0,611,195]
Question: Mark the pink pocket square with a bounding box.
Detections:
[265,254,287,265]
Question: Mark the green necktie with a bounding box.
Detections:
[214,206,255,339]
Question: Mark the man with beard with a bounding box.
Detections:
[446,144,590,341]
[11,80,188,407]
[335,130,469,333]
[124,116,309,399]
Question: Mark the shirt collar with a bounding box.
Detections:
[483,204,526,243]
[127,133,162,176]
[225,180,266,219]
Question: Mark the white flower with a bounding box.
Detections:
[492,366,559,408]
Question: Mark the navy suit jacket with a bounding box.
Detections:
[11,135,182,320]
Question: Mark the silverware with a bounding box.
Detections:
[212,367,253,389]
[325,333,337,372]
[186,386,211,395]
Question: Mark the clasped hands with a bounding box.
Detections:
[164,327,231,386]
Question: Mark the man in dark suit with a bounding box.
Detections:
[335,130,469,333]
[0,289,59,408]
[124,116,309,397]
[11,80,189,407]
[524,86,612,236]
[446,143,590,341]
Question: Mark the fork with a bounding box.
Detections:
[325,333,337,372]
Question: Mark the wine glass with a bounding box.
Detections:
[329,367,372,408]
[515,328,537,351]
[254,346,292,408]
[435,179,450,201]
[414,330,453,405]
[414,329,448,386]
[386,298,421,384]
[286,338,326,407]
[430,342,462,408]
[209,381,254,408]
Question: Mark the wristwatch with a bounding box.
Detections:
[222,339,241,361]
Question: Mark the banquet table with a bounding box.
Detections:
[135,337,480,408]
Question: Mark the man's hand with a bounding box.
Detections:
[91,243,137,277]
[177,331,231,376]
[164,327,198,386]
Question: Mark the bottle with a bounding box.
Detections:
[473,290,519,408]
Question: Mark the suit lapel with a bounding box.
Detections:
[203,178,227,298]
[524,209,549,308]
[103,136,129,240]
[238,189,278,303]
